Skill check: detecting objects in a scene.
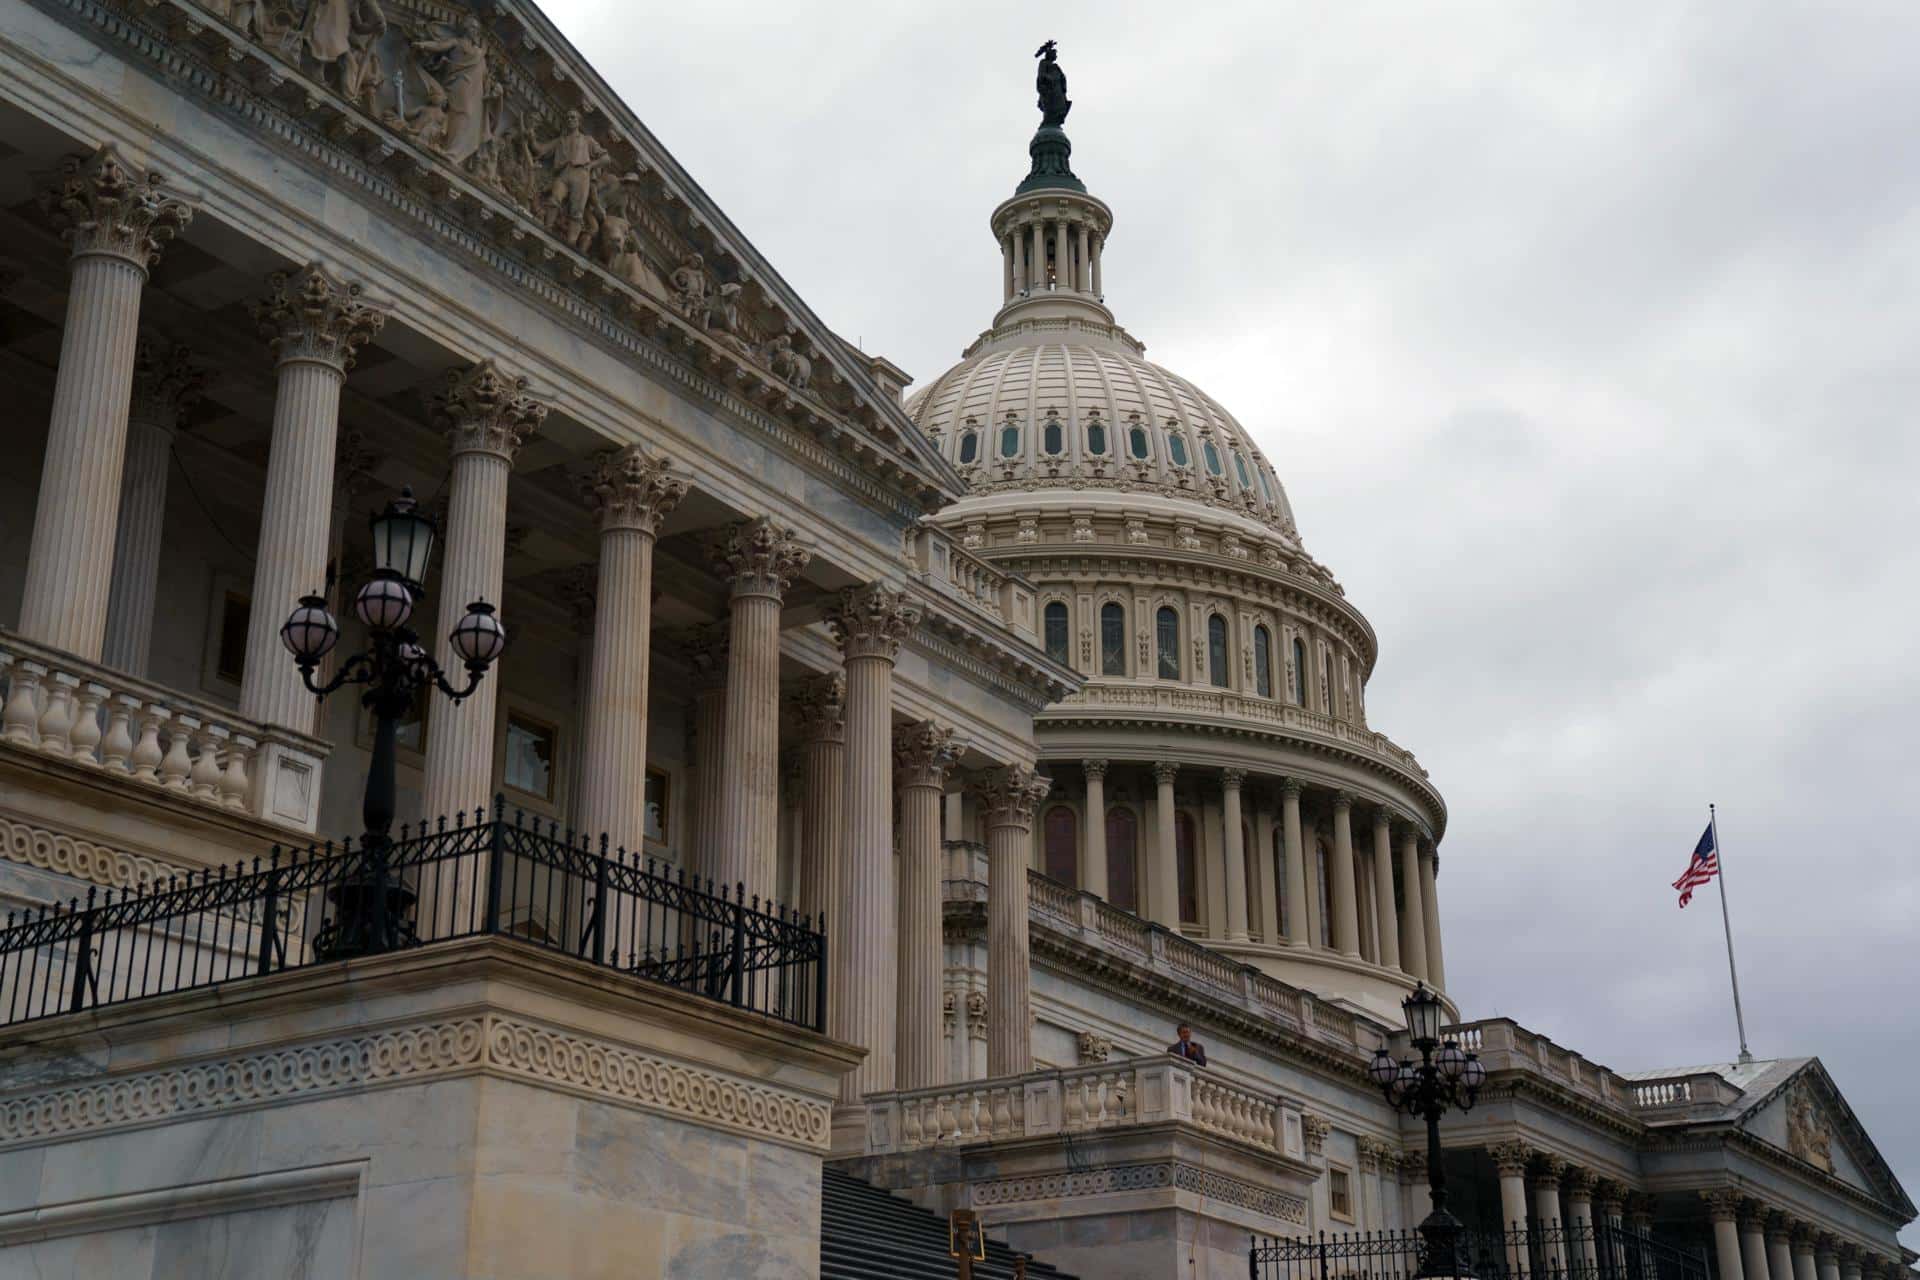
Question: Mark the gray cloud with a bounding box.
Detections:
[543,0,1919,1239]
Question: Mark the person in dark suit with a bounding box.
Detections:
[1168,1022,1208,1067]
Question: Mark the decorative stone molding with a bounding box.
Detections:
[1594,1180,1629,1218]
[1564,1165,1597,1196]
[970,1161,1307,1224]
[976,764,1051,831]
[0,812,191,895]
[129,338,209,430]
[965,990,989,1039]
[1357,1135,1391,1173]
[1532,1152,1567,1188]
[580,445,688,534]
[39,144,194,269]
[1081,758,1109,781]
[251,262,387,371]
[711,517,810,601]
[894,720,965,789]
[1076,1031,1113,1063]
[1280,775,1305,800]
[1399,1149,1428,1184]
[1490,1140,1535,1177]
[793,672,847,744]
[1300,1111,1330,1157]
[1222,767,1247,791]
[0,1012,832,1152]
[433,358,548,462]
[1152,760,1179,786]
[827,583,921,662]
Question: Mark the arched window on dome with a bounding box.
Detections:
[1292,637,1309,705]
[1086,419,1108,456]
[1043,418,1064,456]
[1233,452,1252,489]
[1000,423,1021,459]
[1322,650,1335,714]
[1044,601,1070,665]
[1166,433,1190,468]
[1155,607,1181,679]
[1259,467,1277,505]
[1107,806,1139,913]
[1176,811,1200,926]
[1128,424,1151,460]
[958,429,979,465]
[1253,624,1273,698]
[1207,614,1229,688]
[1043,805,1078,886]
[1203,440,1224,476]
[1100,602,1126,675]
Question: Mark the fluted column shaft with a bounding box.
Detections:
[21,149,192,661]
[1014,230,1028,294]
[1792,1237,1819,1280]
[103,341,204,675]
[1222,770,1249,940]
[1081,760,1109,900]
[1031,222,1045,287]
[1768,1226,1795,1280]
[1076,225,1090,290]
[681,626,729,887]
[712,519,808,899]
[1370,809,1402,970]
[794,675,845,923]
[1329,793,1361,955]
[572,448,684,851]
[1704,1194,1746,1280]
[1421,847,1448,989]
[896,721,962,1091]
[1054,221,1069,289]
[1816,1249,1840,1280]
[826,584,917,1101]
[1281,778,1310,946]
[1534,1163,1568,1271]
[240,266,384,732]
[1151,762,1180,929]
[1491,1143,1533,1273]
[1399,827,1430,980]
[982,765,1049,1076]
[1091,234,1103,296]
[1741,1215,1772,1280]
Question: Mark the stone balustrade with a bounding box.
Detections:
[0,632,327,831]
[904,522,1039,642]
[864,1055,1296,1160]
[1439,1019,1751,1121]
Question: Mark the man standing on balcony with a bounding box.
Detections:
[1168,1022,1208,1067]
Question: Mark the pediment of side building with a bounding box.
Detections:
[1738,1061,1913,1216]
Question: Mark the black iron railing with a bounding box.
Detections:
[0,800,826,1032]
[1251,1221,1711,1280]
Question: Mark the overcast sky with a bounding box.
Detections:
[541,1,1918,1239]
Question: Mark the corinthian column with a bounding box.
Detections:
[710,518,809,899]
[572,447,686,849]
[1371,808,1403,970]
[240,263,385,733]
[103,340,206,674]
[793,673,845,922]
[421,361,547,823]
[1703,1192,1746,1280]
[825,583,919,1100]
[895,719,964,1090]
[21,146,193,660]
[1221,769,1249,941]
[1397,824,1429,979]
[979,763,1050,1076]
[1281,777,1311,947]
[1421,846,1448,990]
[1330,791,1361,956]
[1081,759,1109,900]
[1151,761,1180,929]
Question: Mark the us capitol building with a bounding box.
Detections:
[0,0,1907,1276]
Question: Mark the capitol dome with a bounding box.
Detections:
[922,106,1452,1023]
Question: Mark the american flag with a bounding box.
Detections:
[1672,824,1719,908]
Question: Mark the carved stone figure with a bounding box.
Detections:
[534,109,609,245]
[1787,1083,1834,1173]
[765,334,811,390]
[397,77,451,155]
[594,173,644,268]
[494,123,540,209]
[670,253,709,319]
[1035,40,1070,128]
[411,15,491,164]
[303,0,385,97]
[703,282,751,355]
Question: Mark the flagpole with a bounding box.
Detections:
[1709,804,1753,1064]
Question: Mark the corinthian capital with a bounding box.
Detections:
[975,764,1051,830]
[582,445,687,534]
[39,144,193,270]
[793,672,846,744]
[252,262,386,371]
[713,516,809,600]
[434,359,547,462]
[895,719,965,790]
[1490,1140,1534,1177]
[1222,767,1247,791]
[1700,1189,1741,1223]
[826,582,920,661]
[1152,760,1179,786]
[1081,758,1109,780]
[129,338,208,432]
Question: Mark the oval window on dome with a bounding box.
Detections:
[1087,421,1108,456]
[1233,452,1252,489]
[1043,420,1063,455]
[1128,426,1150,460]
[1259,467,1276,505]
[1000,424,1021,458]
[958,430,978,464]
[1167,434,1190,468]
[1203,440,1224,476]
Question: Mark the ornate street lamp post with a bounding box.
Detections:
[279,488,506,959]
[1370,984,1487,1279]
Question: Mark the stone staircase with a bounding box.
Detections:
[820,1167,1077,1280]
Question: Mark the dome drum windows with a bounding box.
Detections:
[1042,409,1065,456]
[958,428,979,465]
[1155,606,1181,679]
[1202,439,1224,477]
[1099,602,1127,675]
[1206,614,1230,688]
[1233,452,1252,490]
[1044,600,1070,665]
[1127,415,1151,461]
[1292,636,1308,705]
[1165,429,1190,468]
[1253,624,1273,698]
[1086,417,1108,457]
[1000,422,1022,459]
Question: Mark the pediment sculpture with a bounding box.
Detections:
[1786,1081,1835,1173]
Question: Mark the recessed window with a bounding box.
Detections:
[214,590,250,684]
[1155,607,1181,679]
[1176,811,1199,925]
[1203,440,1224,476]
[644,767,670,844]
[504,712,557,802]
[1043,419,1064,455]
[1043,805,1078,886]
[958,430,979,464]
[1044,601,1070,664]
[1128,425,1150,460]
[1323,651,1335,713]
[1100,602,1126,676]
[1207,614,1229,688]
[1087,420,1108,456]
[1167,433,1190,468]
[1000,425,1021,458]
[1254,625,1273,698]
[1106,806,1139,914]
[1329,1166,1354,1221]
[1292,637,1308,705]
[1233,452,1252,489]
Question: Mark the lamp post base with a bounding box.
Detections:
[1416,1206,1472,1280]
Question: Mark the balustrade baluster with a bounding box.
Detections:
[130,704,165,782]
[221,733,254,810]
[189,725,225,799]
[36,672,78,757]
[1,660,43,746]
[1063,1075,1087,1129]
[69,682,106,765]
[158,712,196,789]
[990,1086,1013,1138]
[903,1098,924,1147]
[100,692,137,773]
